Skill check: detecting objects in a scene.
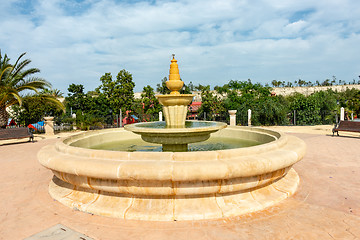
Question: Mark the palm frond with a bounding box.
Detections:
[0,66,13,82]
[20,77,52,89]
[0,87,22,106]
[40,94,65,111]
[13,59,35,77]
[0,51,11,69]
[6,97,22,108]
[0,50,56,121]
[8,52,26,76]
[18,67,41,78]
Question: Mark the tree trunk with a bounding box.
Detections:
[0,105,9,128]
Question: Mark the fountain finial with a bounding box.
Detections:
[166,54,184,95]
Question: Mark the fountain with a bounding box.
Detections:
[125,54,226,152]
[38,56,306,221]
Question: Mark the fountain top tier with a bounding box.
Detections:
[166,54,185,95]
[157,54,195,128]
[125,54,226,152]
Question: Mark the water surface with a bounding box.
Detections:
[90,136,260,152]
[135,121,218,129]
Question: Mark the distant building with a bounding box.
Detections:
[187,102,201,120]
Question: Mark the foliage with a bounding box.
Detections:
[0,50,61,127]
[255,95,289,125]
[74,110,104,130]
[65,84,88,112]
[156,77,193,94]
[138,85,162,121]
[97,70,135,114]
[218,80,288,126]
[197,85,226,121]
[337,88,360,118]
[181,82,193,94]
[156,77,170,94]
[313,90,337,124]
[287,93,321,125]
[271,80,283,87]
[287,90,338,125]
[266,75,360,88]
[65,83,112,125]
[10,93,64,126]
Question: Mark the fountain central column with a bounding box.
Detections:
[157,54,194,128]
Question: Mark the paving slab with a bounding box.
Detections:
[0,129,359,240]
[24,224,93,240]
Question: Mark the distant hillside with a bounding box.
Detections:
[272,84,360,96]
[134,84,360,101]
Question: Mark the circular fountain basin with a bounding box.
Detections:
[125,121,227,151]
[38,126,306,221]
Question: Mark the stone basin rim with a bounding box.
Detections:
[37,126,306,182]
[56,126,287,157]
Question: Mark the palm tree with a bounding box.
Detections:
[0,50,62,128]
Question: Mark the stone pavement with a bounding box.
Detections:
[0,128,359,240]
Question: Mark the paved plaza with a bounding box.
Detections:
[0,126,359,239]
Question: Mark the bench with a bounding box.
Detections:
[0,127,34,142]
[332,120,360,136]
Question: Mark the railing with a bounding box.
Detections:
[17,109,348,134]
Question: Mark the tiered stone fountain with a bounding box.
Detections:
[38,56,306,221]
[125,54,226,152]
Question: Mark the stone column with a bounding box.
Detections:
[228,110,237,126]
[44,116,55,136]
[248,109,252,126]
[159,111,163,121]
[340,107,344,121]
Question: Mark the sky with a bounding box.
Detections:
[1,0,360,94]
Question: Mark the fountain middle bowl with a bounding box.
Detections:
[124,120,227,145]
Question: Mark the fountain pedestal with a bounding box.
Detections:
[157,94,194,128]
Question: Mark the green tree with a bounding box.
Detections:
[181,83,193,94]
[220,80,288,125]
[42,88,64,98]
[65,84,87,112]
[321,79,331,86]
[156,77,192,94]
[287,93,321,125]
[312,90,337,124]
[11,92,64,126]
[285,82,293,87]
[138,85,162,121]
[338,88,360,118]
[271,80,282,87]
[0,51,60,127]
[65,83,113,127]
[297,79,307,87]
[197,85,225,121]
[156,77,170,94]
[187,81,194,91]
[97,70,135,114]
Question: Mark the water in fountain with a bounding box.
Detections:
[90,136,260,152]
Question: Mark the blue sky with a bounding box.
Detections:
[1,0,360,94]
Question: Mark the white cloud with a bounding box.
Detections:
[1,0,360,94]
